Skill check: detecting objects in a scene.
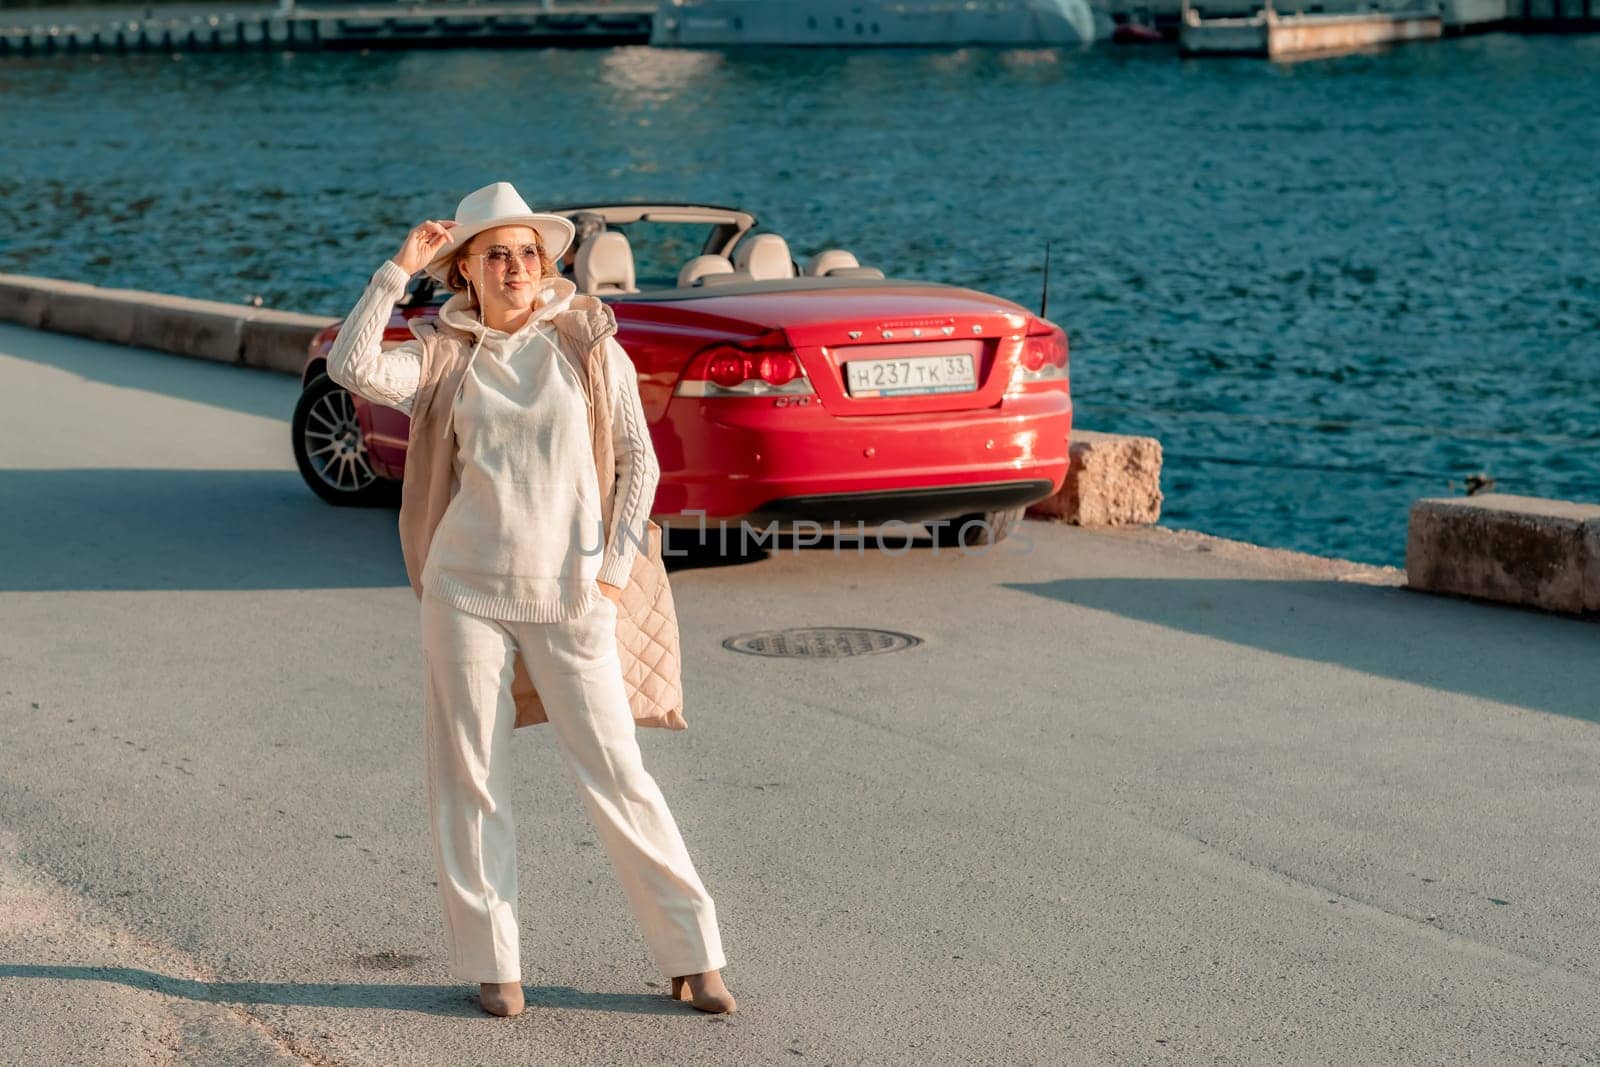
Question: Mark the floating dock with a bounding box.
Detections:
[1179,5,1443,56]
[1109,0,1594,40]
[0,1,654,54]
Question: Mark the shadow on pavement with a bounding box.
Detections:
[1028,576,1599,724]
[0,469,404,592]
[0,469,768,591]
[0,324,298,423]
[3,457,889,589]
[0,964,687,1017]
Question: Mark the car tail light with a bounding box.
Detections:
[1010,324,1070,390]
[675,336,816,398]
[757,352,801,386]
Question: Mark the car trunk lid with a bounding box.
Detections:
[621,281,1035,415]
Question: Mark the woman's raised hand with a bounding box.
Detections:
[391,219,458,276]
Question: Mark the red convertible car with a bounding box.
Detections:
[292,202,1071,548]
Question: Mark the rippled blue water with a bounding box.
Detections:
[2,35,1596,565]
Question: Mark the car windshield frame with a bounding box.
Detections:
[545,202,757,291]
[406,202,905,305]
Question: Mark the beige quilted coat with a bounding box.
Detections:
[394,290,687,731]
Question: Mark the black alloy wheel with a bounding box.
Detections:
[291,373,400,507]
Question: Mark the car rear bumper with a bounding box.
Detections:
[652,389,1071,522]
[739,479,1055,526]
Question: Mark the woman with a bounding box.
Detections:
[326,181,735,1019]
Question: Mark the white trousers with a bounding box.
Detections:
[419,586,726,984]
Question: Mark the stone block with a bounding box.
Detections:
[131,293,246,364]
[1584,514,1600,615]
[37,287,145,346]
[1405,493,1600,615]
[240,309,336,377]
[0,273,334,375]
[1027,430,1163,526]
[0,273,99,329]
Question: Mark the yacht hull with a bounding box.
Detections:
[651,1,1110,46]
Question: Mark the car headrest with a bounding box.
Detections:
[805,249,859,277]
[575,231,637,295]
[678,254,736,288]
[732,233,797,281]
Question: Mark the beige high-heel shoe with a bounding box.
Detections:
[479,980,525,1017]
[668,969,737,1013]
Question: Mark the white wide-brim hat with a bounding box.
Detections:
[423,181,576,285]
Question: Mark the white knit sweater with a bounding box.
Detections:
[326,258,662,621]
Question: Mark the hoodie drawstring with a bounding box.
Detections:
[436,279,580,441]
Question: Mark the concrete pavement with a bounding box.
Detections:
[1,323,1597,1064]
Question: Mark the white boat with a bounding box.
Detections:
[650,0,1113,46]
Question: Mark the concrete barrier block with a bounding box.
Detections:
[37,287,145,346]
[240,309,335,377]
[0,273,331,375]
[1027,430,1163,526]
[0,273,100,329]
[1584,517,1600,615]
[131,293,245,364]
[1405,493,1600,615]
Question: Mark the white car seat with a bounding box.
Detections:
[678,254,736,288]
[732,233,797,281]
[575,231,638,295]
[805,249,859,276]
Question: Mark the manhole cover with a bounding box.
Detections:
[722,627,922,658]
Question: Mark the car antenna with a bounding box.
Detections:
[1039,239,1051,319]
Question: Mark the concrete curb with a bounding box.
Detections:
[1406,493,1600,616]
[0,272,335,378]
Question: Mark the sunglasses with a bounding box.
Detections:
[466,244,544,271]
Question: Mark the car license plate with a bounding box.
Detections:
[844,353,976,397]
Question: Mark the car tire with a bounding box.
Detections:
[931,506,1025,548]
[292,373,400,508]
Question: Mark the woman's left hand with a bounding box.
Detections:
[597,579,623,604]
